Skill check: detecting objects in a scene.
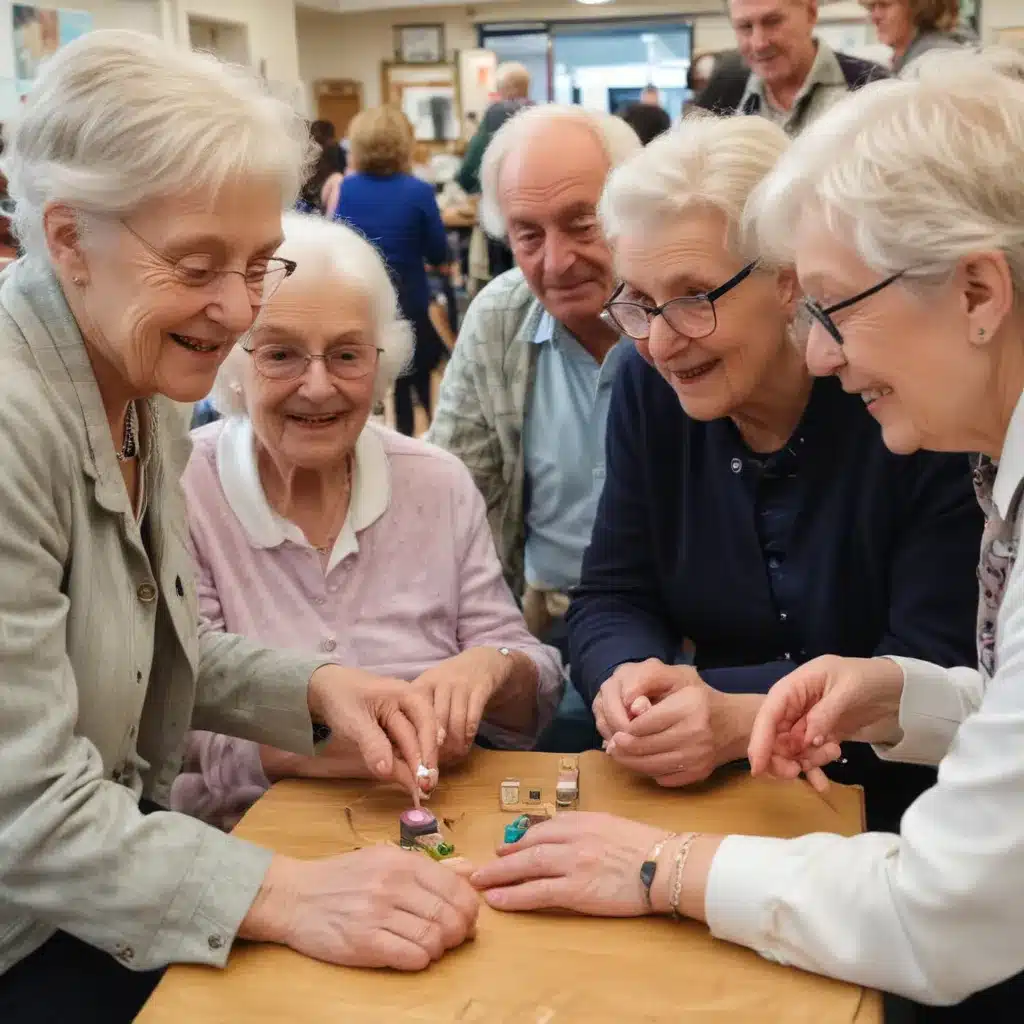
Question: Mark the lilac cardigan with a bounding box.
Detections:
[171,418,563,829]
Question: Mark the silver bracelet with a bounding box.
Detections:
[669,832,701,922]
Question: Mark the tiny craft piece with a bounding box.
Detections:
[416,763,439,799]
[412,831,456,861]
[556,756,580,807]
[527,788,542,803]
[499,778,520,810]
[399,807,439,847]
[504,815,531,844]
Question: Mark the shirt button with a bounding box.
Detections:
[327,584,339,594]
[128,725,136,739]
[137,581,157,603]
[730,458,742,474]
[136,670,143,684]
[768,556,780,570]
[778,611,788,622]
[208,934,225,951]
[313,597,325,606]
[783,652,792,660]
[115,943,135,963]
[321,637,337,653]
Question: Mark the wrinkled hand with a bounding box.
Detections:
[748,655,905,791]
[471,812,669,916]
[595,660,731,786]
[243,846,479,971]
[309,666,438,802]
[412,648,512,763]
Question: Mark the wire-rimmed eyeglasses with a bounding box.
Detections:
[119,220,296,307]
[804,271,906,346]
[242,342,384,383]
[603,260,760,341]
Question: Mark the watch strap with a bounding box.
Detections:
[640,833,676,911]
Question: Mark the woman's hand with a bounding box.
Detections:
[595,660,759,786]
[748,655,906,790]
[412,648,513,762]
[470,812,669,916]
[241,847,479,971]
[308,666,438,802]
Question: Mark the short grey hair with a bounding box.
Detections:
[2,30,310,268]
[210,213,413,416]
[601,112,790,264]
[495,61,531,97]
[750,51,1024,297]
[480,105,642,239]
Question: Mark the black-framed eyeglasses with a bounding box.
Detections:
[119,220,297,307]
[242,342,384,383]
[603,260,760,342]
[804,271,906,346]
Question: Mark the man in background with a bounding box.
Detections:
[694,0,886,135]
[639,83,661,105]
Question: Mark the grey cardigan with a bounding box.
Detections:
[0,261,324,976]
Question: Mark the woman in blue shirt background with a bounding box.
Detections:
[331,106,451,435]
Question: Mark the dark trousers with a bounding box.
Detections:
[394,310,444,437]
[0,799,165,1023]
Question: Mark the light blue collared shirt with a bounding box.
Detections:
[522,312,627,593]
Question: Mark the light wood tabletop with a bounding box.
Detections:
[139,750,882,1024]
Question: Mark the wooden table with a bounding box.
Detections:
[140,751,881,1023]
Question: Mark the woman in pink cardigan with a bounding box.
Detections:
[172,213,563,830]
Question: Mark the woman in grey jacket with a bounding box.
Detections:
[0,31,474,1024]
[863,0,977,74]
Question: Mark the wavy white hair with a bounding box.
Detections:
[600,112,790,264]
[210,214,413,415]
[479,104,642,239]
[1,30,310,268]
[750,50,1024,296]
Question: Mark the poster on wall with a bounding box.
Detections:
[458,49,497,129]
[12,4,94,96]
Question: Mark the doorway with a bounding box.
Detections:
[315,79,363,141]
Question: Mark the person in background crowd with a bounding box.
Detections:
[863,0,977,74]
[472,54,1024,1023]
[640,84,661,105]
[331,106,450,437]
[688,51,720,96]
[0,31,467,1024]
[567,114,980,833]
[428,108,639,753]
[695,0,887,134]
[296,119,345,215]
[456,62,533,287]
[620,101,672,146]
[172,214,562,831]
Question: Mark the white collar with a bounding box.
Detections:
[994,387,1024,519]
[216,416,391,573]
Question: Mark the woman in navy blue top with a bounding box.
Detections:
[566,115,981,832]
[332,107,450,435]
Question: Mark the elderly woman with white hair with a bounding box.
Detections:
[171,212,562,831]
[0,31,482,1022]
[564,113,980,834]
[472,56,1024,1017]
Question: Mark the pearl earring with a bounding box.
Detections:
[72,276,84,286]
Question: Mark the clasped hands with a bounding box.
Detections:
[593,659,757,786]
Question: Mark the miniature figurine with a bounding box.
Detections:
[504,815,531,844]
[399,808,455,860]
[556,756,579,807]
[499,778,520,810]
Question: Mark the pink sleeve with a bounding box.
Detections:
[451,469,565,748]
[173,456,268,830]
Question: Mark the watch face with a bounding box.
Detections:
[640,860,656,891]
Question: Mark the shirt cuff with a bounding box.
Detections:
[704,833,798,964]
[479,645,564,749]
[144,821,273,969]
[871,656,962,766]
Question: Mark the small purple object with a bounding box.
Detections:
[400,808,439,846]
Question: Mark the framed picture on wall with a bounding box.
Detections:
[395,24,445,64]
[382,62,461,143]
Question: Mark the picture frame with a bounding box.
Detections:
[395,24,445,65]
[382,61,462,143]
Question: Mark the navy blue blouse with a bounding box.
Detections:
[567,350,983,829]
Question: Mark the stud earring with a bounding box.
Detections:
[978,328,987,339]
[72,276,84,286]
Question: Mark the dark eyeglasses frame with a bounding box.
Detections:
[603,260,760,341]
[804,271,906,346]
[240,343,385,383]
[118,219,297,304]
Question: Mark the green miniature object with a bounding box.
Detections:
[504,815,530,844]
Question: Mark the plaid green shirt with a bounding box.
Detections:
[426,269,543,595]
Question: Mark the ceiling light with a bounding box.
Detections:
[575,0,615,5]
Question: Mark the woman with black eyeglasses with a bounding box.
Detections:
[561,113,982,835]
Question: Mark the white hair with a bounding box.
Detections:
[495,61,531,97]
[1,30,310,268]
[750,53,1024,296]
[601,112,790,263]
[210,213,413,415]
[479,105,642,239]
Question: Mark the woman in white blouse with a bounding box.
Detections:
[472,54,1024,1015]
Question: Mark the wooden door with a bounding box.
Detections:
[315,79,362,139]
